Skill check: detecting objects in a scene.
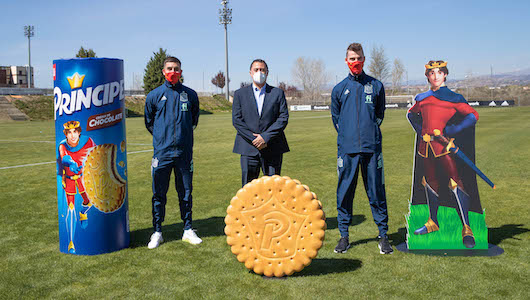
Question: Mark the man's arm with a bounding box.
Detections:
[192,91,199,130]
[260,90,289,144]
[331,86,341,132]
[232,90,257,143]
[144,93,156,135]
[375,84,385,126]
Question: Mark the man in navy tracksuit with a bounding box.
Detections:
[144,56,202,249]
[331,43,392,254]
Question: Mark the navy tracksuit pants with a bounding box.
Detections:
[151,156,193,232]
[337,151,388,238]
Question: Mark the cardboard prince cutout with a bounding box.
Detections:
[406,61,494,250]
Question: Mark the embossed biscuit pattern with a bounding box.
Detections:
[225,175,326,277]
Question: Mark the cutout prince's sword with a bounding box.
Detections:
[432,129,496,189]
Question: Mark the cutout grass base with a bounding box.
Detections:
[406,204,488,250]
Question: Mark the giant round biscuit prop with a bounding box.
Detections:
[225,176,326,277]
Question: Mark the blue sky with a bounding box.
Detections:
[2,0,529,91]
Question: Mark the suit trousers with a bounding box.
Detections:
[337,151,388,238]
[240,153,283,187]
[151,156,193,232]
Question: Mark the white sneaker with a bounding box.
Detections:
[182,229,202,245]
[148,232,163,249]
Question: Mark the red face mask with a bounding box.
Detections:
[347,61,364,75]
[164,71,182,84]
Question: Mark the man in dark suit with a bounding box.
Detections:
[232,59,289,186]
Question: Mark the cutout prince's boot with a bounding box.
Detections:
[414,177,440,235]
[449,179,475,248]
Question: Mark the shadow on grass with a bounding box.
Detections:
[388,227,407,245]
[488,224,529,245]
[126,109,143,117]
[350,237,379,247]
[344,227,407,249]
[199,109,213,115]
[388,225,530,247]
[325,214,366,230]
[129,216,225,248]
[292,258,362,277]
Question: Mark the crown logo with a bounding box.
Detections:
[67,72,85,90]
[425,61,447,69]
[63,120,80,130]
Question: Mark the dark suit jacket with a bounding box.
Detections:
[232,84,289,156]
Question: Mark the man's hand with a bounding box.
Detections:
[252,133,267,150]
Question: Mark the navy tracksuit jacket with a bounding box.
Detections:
[144,81,199,232]
[331,72,389,238]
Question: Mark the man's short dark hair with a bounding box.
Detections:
[346,43,364,57]
[250,59,268,72]
[425,60,449,82]
[164,56,181,68]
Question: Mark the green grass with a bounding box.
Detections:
[406,205,488,250]
[12,94,233,120]
[125,94,233,117]
[13,96,55,120]
[125,96,148,117]
[199,94,233,112]
[0,107,529,299]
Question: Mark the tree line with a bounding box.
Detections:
[74,46,406,99]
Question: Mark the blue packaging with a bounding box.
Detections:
[53,58,129,255]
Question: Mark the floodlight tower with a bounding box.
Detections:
[219,0,232,101]
[24,25,35,88]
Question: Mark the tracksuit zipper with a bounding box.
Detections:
[174,89,178,149]
[357,83,361,151]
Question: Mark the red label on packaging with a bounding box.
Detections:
[86,108,123,131]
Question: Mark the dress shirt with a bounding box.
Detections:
[252,82,266,116]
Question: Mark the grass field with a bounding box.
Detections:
[0,107,529,299]
[10,94,233,121]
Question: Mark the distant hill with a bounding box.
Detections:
[501,67,530,76]
[406,68,530,88]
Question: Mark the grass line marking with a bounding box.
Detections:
[0,140,55,143]
[0,149,153,170]
[128,149,153,154]
[0,161,55,170]
[0,140,152,146]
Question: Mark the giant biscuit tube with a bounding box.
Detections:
[54,58,129,255]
